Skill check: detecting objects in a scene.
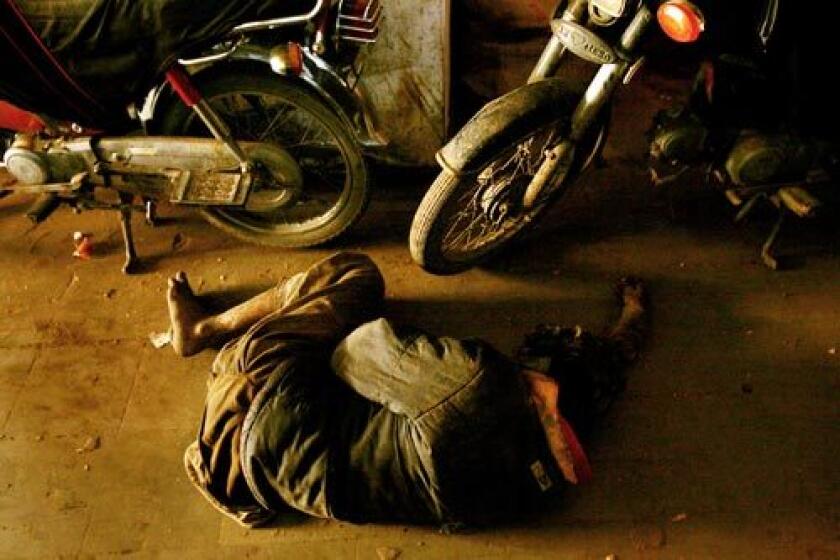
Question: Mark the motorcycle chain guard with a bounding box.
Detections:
[3,136,302,207]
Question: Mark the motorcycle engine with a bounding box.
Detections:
[2,136,87,186]
[4,147,50,185]
[649,108,710,165]
[725,133,817,185]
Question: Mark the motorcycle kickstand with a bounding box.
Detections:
[733,192,767,224]
[118,193,140,275]
[761,210,785,271]
[143,198,158,227]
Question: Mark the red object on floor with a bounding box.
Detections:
[558,415,593,484]
[72,232,94,260]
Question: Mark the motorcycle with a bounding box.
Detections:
[409,0,838,273]
[0,0,383,273]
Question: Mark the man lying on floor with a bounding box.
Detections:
[165,252,648,529]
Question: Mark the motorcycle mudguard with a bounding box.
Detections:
[438,78,580,176]
[146,50,373,147]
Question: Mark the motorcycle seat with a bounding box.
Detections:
[2,0,317,124]
[14,0,318,59]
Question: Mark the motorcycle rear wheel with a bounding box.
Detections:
[160,70,368,247]
[410,118,603,275]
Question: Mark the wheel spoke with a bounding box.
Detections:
[191,88,359,234]
[436,123,563,260]
[257,104,293,141]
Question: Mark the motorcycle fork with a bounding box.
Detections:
[522,5,653,208]
[527,0,589,83]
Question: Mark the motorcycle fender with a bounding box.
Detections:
[231,46,368,140]
[438,78,579,176]
[145,45,371,145]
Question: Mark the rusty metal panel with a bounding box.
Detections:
[356,0,560,165]
[357,0,450,165]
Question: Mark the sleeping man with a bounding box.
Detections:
[165,252,647,528]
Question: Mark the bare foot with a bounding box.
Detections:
[167,271,210,357]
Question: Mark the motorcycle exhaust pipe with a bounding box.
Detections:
[25,193,60,224]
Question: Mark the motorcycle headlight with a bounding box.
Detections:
[589,0,628,18]
[657,0,705,43]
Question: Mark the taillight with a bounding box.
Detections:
[657,0,705,43]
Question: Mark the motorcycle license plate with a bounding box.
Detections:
[169,170,250,206]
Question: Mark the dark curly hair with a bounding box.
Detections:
[517,324,628,439]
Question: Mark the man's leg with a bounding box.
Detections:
[167,252,385,357]
[181,252,384,518]
[167,272,278,357]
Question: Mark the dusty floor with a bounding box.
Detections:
[0,71,838,559]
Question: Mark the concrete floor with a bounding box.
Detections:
[0,72,838,559]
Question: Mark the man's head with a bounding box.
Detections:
[517,324,626,438]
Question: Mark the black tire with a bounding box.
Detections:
[410,116,604,275]
[160,70,369,248]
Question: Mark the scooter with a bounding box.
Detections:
[409,0,837,274]
[0,0,383,273]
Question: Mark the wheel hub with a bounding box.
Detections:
[479,171,529,225]
[242,144,304,213]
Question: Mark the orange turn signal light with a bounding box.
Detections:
[657,0,705,43]
[269,42,304,75]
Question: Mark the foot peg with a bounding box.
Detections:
[777,186,821,218]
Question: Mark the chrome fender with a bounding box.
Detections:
[145,45,381,148]
[230,45,374,144]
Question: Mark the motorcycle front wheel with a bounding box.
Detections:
[410,118,604,275]
[160,70,369,247]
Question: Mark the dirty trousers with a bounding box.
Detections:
[184,252,385,525]
[184,252,558,527]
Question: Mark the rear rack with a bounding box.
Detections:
[337,0,382,43]
[232,0,326,33]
